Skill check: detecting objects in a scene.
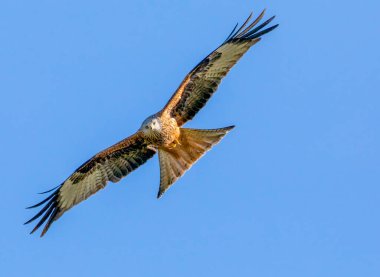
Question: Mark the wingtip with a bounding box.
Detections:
[247,11,254,21]
[227,10,278,42]
[29,226,45,238]
[40,229,48,237]
[30,226,38,235]
[267,15,276,23]
[26,203,40,209]
[157,191,164,199]
[38,185,60,195]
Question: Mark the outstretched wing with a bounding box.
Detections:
[25,132,156,237]
[162,10,278,126]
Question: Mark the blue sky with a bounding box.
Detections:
[1,0,379,276]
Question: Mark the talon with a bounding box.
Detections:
[169,143,177,149]
[168,139,181,149]
[173,139,181,146]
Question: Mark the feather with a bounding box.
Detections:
[235,10,265,39]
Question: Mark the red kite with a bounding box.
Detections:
[26,10,278,236]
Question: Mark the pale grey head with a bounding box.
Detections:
[139,115,162,135]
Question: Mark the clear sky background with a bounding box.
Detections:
[1,0,379,276]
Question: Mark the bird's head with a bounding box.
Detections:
[140,115,162,135]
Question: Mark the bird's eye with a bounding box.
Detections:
[145,126,149,129]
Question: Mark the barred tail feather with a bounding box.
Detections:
[157,126,234,198]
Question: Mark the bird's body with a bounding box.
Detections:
[26,10,278,236]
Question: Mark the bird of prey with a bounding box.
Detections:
[25,10,278,236]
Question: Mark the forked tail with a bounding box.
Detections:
[157,126,234,198]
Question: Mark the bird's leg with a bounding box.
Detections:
[167,138,181,149]
[174,138,181,146]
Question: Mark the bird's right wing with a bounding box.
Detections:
[162,10,278,126]
[25,131,156,237]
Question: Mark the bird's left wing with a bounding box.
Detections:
[25,132,156,237]
[162,10,278,126]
